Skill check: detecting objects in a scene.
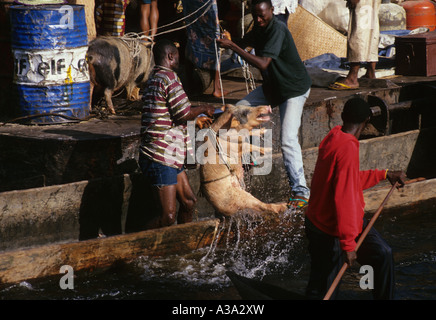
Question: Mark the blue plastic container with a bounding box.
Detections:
[10,4,90,124]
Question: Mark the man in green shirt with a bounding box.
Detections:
[217,0,312,208]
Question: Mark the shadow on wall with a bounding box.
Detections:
[79,173,160,240]
[406,127,436,180]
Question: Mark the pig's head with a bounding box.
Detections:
[227,104,272,130]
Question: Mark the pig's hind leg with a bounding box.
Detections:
[104,88,116,114]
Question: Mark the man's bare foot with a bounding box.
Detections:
[328,77,359,90]
[212,89,229,98]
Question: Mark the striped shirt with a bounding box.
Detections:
[95,0,130,36]
[140,66,192,169]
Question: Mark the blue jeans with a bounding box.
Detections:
[236,86,311,198]
[139,155,183,187]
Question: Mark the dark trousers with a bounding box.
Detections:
[305,217,395,300]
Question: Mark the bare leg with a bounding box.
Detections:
[145,171,196,228]
[176,171,197,224]
[149,0,159,41]
[146,184,178,229]
[363,61,377,79]
[140,3,151,36]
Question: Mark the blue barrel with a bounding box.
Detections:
[10,5,90,124]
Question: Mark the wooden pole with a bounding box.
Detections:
[323,181,399,300]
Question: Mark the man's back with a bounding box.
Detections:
[140,65,191,169]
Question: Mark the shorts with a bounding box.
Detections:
[139,155,183,187]
[141,0,151,4]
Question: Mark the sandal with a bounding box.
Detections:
[328,81,359,91]
[287,197,309,209]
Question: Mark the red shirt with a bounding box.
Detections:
[306,126,386,252]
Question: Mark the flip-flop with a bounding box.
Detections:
[328,82,359,91]
[287,197,309,209]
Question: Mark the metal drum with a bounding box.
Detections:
[10,4,90,124]
[401,0,436,32]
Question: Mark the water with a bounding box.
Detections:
[0,209,435,301]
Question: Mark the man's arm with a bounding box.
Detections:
[179,105,216,122]
[359,169,406,190]
[216,36,272,71]
[167,77,216,124]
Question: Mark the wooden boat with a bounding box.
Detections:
[0,218,220,286]
[0,173,434,287]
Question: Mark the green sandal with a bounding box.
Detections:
[287,197,308,209]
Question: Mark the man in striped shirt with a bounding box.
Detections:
[139,39,215,229]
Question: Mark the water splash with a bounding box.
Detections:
[133,207,307,289]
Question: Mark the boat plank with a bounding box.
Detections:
[0,219,220,286]
[364,178,436,216]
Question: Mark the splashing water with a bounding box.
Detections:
[1,209,435,300]
[133,207,307,290]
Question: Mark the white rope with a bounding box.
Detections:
[214,39,225,106]
[241,0,256,93]
[120,33,150,59]
[207,127,232,172]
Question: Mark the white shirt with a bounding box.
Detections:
[271,0,298,15]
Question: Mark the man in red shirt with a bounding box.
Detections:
[305,97,406,299]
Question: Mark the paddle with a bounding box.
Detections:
[323,181,400,300]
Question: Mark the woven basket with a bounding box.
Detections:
[288,5,347,61]
[67,0,97,40]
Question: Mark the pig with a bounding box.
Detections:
[87,36,154,114]
[199,104,288,217]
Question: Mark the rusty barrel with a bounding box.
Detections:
[10,4,90,124]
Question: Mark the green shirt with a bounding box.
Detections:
[245,17,311,105]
